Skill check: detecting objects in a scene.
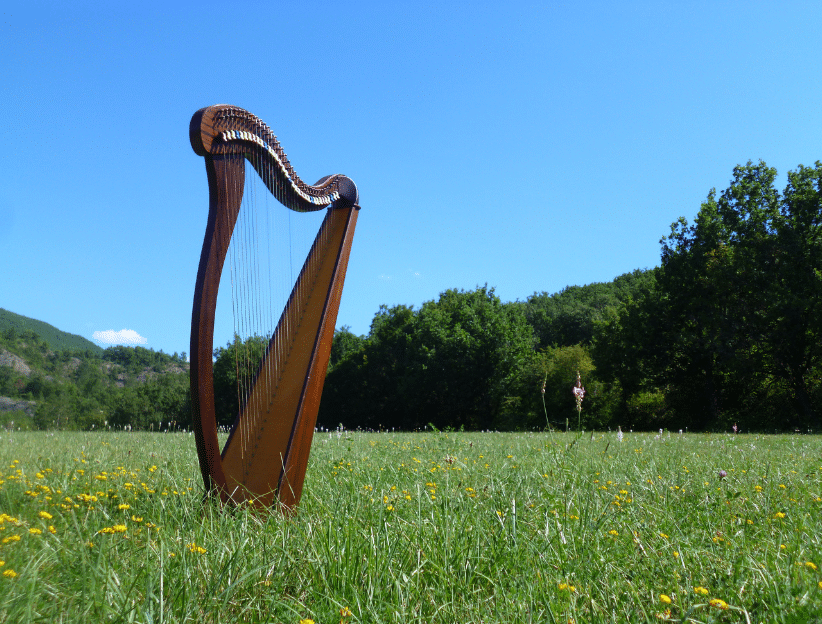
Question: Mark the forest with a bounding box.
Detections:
[0,333,190,431]
[318,160,821,432]
[1,160,820,432]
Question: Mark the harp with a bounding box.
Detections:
[189,104,359,510]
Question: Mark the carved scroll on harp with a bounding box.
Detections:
[189,105,359,510]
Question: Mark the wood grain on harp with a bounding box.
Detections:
[189,104,359,511]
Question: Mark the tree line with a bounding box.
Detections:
[2,160,819,432]
[317,160,821,433]
[594,161,822,432]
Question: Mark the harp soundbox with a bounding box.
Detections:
[189,104,359,510]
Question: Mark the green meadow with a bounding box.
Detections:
[0,430,820,623]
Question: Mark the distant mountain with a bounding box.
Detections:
[0,308,102,354]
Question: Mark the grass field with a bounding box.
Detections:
[0,429,820,623]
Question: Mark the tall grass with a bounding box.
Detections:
[0,429,819,623]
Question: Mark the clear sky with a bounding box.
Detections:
[2,1,821,357]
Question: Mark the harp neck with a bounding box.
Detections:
[190,104,358,212]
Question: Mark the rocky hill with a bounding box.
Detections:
[0,348,32,376]
[0,325,189,431]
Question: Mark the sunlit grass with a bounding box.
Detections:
[0,429,820,622]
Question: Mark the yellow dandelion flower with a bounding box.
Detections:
[38,511,52,520]
[659,594,672,604]
[558,582,576,592]
[118,504,130,510]
[340,606,353,617]
[48,526,56,534]
[29,528,42,535]
[131,515,143,522]
[3,569,17,578]
[659,533,669,539]
[818,581,822,590]
[299,620,315,624]
[773,512,786,519]
[806,562,818,571]
[709,598,728,610]
[187,542,207,554]
[608,530,619,537]
[0,560,4,566]
[694,586,709,595]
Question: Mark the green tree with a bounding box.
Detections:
[762,163,822,426]
[524,270,655,349]
[662,161,822,428]
[74,359,105,397]
[109,374,190,430]
[320,304,419,431]
[600,161,821,430]
[513,343,620,431]
[211,334,268,428]
[328,326,366,370]
[0,366,23,397]
[319,287,537,431]
[411,286,535,430]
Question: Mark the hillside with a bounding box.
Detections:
[0,308,102,354]
[0,327,189,431]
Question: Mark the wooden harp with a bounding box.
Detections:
[189,104,359,510]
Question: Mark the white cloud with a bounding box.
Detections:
[92,329,148,345]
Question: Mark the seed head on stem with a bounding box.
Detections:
[573,371,585,430]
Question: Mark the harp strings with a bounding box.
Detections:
[223,148,327,476]
[226,153,248,459]
[239,152,266,469]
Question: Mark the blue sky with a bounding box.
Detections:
[2,1,821,357]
